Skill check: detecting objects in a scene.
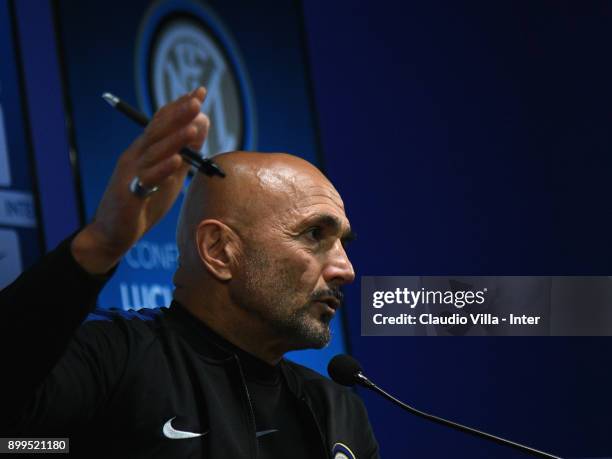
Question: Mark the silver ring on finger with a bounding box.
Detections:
[129,176,159,198]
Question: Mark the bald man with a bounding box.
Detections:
[0,89,379,458]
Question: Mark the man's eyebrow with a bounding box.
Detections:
[341,229,357,244]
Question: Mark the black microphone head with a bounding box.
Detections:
[328,354,363,386]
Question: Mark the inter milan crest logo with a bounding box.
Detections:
[332,442,357,459]
[136,0,256,158]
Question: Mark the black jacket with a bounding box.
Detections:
[0,237,380,458]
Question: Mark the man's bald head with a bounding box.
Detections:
[176,151,340,278]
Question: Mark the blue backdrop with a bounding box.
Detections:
[303,1,612,457]
[0,0,41,286]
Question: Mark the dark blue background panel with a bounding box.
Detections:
[13,0,79,251]
[0,0,42,288]
[304,1,612,457]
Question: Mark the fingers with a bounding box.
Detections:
[187,112,210,151]
[141,87,207,150]
[139,124,196,170]
[138,111,210,171]
[191,86,206,103]
[137,154,184,189]
[133,87,210,188]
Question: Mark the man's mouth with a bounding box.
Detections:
[312,298,340,313]
[313,298,340,316]
[310,288,343,312]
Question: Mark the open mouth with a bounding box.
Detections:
[313,305,335,325]
[317,297,340,309]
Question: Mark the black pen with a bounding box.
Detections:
[102,92,225,178]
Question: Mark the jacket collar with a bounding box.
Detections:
[165,301,282,384]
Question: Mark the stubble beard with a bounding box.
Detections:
[236,245,332,351]
[271,302,332,350]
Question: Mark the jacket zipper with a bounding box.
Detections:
[234,355,258,459]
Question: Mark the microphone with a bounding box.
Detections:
[328,354,562,459]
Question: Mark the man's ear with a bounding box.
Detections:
[195,219,239,281]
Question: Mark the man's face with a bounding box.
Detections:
[229,170,355,351]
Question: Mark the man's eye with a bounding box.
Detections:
[304,227,323,241]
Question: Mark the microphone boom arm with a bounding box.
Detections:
[356,372,563,459]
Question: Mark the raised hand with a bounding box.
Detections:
[71,87,210,274]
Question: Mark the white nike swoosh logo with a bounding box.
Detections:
[256,429,278,438]
[162,417,207,439]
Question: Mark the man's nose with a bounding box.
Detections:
[322,240,355,286]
